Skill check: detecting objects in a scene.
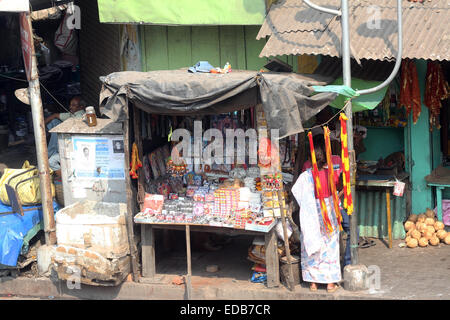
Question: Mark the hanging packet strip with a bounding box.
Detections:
[308,132,333,234]
[339,114,353,215]
[324,126,343,231]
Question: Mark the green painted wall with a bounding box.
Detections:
[139,25,298,72]
[358,127,404,161]
[409,59,433,214]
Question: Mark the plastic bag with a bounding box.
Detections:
[54,12,78,56]
[0,161,55,206]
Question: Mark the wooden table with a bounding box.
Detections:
[427,183,449,222]
[137,222,280,291]
[356,173,409,249]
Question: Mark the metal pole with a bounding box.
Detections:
[340,0,358,265]
[26,13,56,245]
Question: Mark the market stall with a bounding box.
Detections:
[99,69,337,286]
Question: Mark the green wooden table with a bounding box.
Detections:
[427,183,449,222]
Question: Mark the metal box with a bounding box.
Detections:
[50,118,126,206]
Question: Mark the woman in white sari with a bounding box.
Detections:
[291,136,342,293]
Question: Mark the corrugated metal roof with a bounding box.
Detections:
[258,0,450,61]
[314,56,396,81]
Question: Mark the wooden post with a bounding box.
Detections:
[277,189,295,291]
[386,189,392,249]
[123,105,140,281]
[264,228,280,288]
[133,106,146,211]
[141,224,156,278]
[185,225,193,300]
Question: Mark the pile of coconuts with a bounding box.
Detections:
[404,208,449,248]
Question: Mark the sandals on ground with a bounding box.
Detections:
[327,284,340,293]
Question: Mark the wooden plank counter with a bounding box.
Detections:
[137,221,280,289]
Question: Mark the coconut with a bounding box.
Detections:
[411,229,421,240]
[404,221,415,232]
[418,237,428,247]
[425,217,435,226]
[415,222,427,233]
[426,225,436,234]
[445,234,450,245]
[429,236,440,246]
[423,230,434,240]
[408,214,418,223]
[405,235,412,243]
[436,230,447,241]
[434,221,445,231]
[425,208,435,218]
[406,238,418,248]
[417,214,426,223]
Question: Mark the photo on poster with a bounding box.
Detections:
[113,140,124,153]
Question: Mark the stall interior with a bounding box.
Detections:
[131,104,301,281]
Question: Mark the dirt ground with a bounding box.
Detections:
[145,233,450,300]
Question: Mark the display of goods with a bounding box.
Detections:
[399,59,421,124]
[425,217,435,226]
[426,225,435,234]
[411,229,421,240]
[166,158,188,177]
[418,237,428,247]
[262,173,283,191]
[404,221,415,232]
[407,238,418,248]
[429,236,440,246]
[425,208,435,218]
[143,194,164,215]
[415,222,427,233]
[437,230,447,240]
[424,62,450,131]
[408,214,418,222]
[434,221,445,231]
[445,234,450,245]
[417,214,426,223]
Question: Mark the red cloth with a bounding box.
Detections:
[302,155,342,198]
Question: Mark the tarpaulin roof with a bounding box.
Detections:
[99,69,337,139]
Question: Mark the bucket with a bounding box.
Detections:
[280,255,300,286]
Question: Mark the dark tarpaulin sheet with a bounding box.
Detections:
[99,69,337,139]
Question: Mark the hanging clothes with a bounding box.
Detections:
[292,170,342,284]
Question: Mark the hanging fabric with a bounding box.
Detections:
[307,131,333,234]
[324,126,343,231]
[339,114,353,215]
[399,59,421,124]
[424,61,450,131]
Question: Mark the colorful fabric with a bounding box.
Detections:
[339,114,353,215]
[291,170,324,256]
[308,132,333,233]
[292,170,341,283]
[302,155,342,198]
[324,126,343,231]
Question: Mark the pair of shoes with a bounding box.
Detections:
[327,284,339,293]
[309,283,318,291]
[359,237,376,249]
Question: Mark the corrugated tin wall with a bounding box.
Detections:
[76,0,121,106]
[357,189,407,240]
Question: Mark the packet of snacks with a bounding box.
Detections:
[143,194,164,215]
